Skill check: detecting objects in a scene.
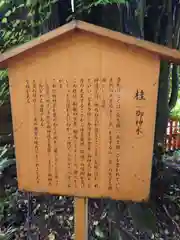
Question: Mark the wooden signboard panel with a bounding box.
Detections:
[7,30,159,201]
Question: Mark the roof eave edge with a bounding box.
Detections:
[0,20,77,70]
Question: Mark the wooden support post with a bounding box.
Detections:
[74,197,88,240]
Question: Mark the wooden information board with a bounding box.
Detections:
[2,20,180,239]
[6,30,160,201]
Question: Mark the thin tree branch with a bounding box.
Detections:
[163,204,180,234]
[119,224,139,240]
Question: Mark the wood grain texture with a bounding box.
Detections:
[74,198,88,240]
[1,20,180,69]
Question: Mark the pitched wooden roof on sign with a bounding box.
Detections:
[1,20,180,68]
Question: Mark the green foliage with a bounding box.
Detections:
[111,229,127,240]
[0,0,58,52]
[92,0,128,5]
[170,100,180,120]
[128,203,156,233]
[169,67,180,120]
[91,200,157,239]
[26,0,58,7]
[0,145,15,175]
[0,190,17,238]
[95,225,105,238]
[26,0,59,32]
[0,1,30,52]
[0,227,17,240]
[0,71,9,106]
[71,0,129,20]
